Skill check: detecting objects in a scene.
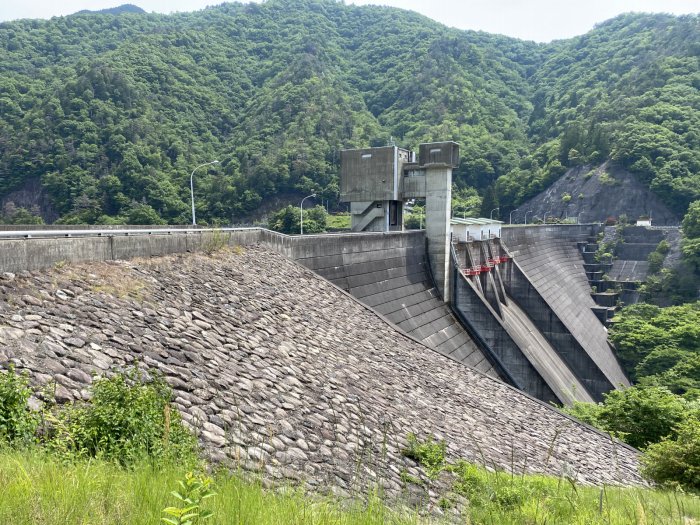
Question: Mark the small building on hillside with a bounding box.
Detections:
[451,218,503,242]
[636,216,652,227]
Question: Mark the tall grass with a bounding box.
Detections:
[449,460,700,525]
[0,449,424,525]
[0,449,698,524]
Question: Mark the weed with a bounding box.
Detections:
[201,230,230,255]
[401,433,446,479]
[399,468,423,486]
[162,471,216,525]
[0,365,38,446]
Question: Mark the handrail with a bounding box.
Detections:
[0,227,260,240]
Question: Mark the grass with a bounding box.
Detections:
[0,449,424,525]
[0,449,698,525]
[327,213,351,231]
[447,460,700,524]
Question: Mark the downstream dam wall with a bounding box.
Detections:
[0,243,642,494]
[0,225,629,405]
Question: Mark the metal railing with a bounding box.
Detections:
[0,227,259,240]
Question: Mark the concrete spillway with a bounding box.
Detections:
[499,299,594,404]
[501,226,629,393]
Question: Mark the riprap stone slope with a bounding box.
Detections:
[0,246,642,493]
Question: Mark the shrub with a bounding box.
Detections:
[402,433,446,479]
[561,192,572,203]
[648,251,665,274]
[0,365,38,445]
[641,416,700,491]
[561,401,604,429]
[595,386,688,449]
[656,240,671,255]
[47,368,197,466]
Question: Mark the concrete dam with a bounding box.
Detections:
[0,142,639,495]
[0,221,628,406]
[0,226,642,494]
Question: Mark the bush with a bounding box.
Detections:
[656,240,671,255]
[595,386,688,449]
[268,204,326,234]
[47,369,197,466]
[648,251,665,273]
[0,366,38,445]
[401,433,446,479]
[642,416,700,491]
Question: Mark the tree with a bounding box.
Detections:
[642,416,700,491]
[564,386,691,449]
[682,200,700,238]
[267,204,327,235]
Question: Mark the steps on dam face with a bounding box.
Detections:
[296,235,496,377]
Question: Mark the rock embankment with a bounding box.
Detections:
[0,245,642,497]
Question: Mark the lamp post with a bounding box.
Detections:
[524,210,533,225]
[190,160,219,226]
[490,207,499,220]
[509,210,515,225]
[544,210,552,224]
[577,211,584,224]
[300,193,316,235]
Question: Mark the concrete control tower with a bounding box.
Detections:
[340,141,460,299]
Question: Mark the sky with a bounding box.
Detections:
[0,0,699,42]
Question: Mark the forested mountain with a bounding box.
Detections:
[0,0,698,225]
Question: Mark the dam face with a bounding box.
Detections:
[0,224,628,405]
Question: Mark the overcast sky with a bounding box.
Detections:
[1,0,699,41]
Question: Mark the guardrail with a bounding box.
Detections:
[0,227,258,240]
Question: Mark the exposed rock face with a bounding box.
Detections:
[513,161,679,226]
[0,246,642,497]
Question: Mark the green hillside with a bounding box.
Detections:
[0,1,697,225]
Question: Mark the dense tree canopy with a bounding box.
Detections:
[0,2,698,227]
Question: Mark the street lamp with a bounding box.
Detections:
[190,160,219,226]
[490,207,499,220]
[300,193,316,235]
[509,210,515,225]
[524,210,533,225]
[577,211,584,224]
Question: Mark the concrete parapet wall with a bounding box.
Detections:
[0,229,263,274]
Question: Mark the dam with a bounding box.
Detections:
[0,141,642,492]
[0,143,631,406]
[0,220,628,405]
